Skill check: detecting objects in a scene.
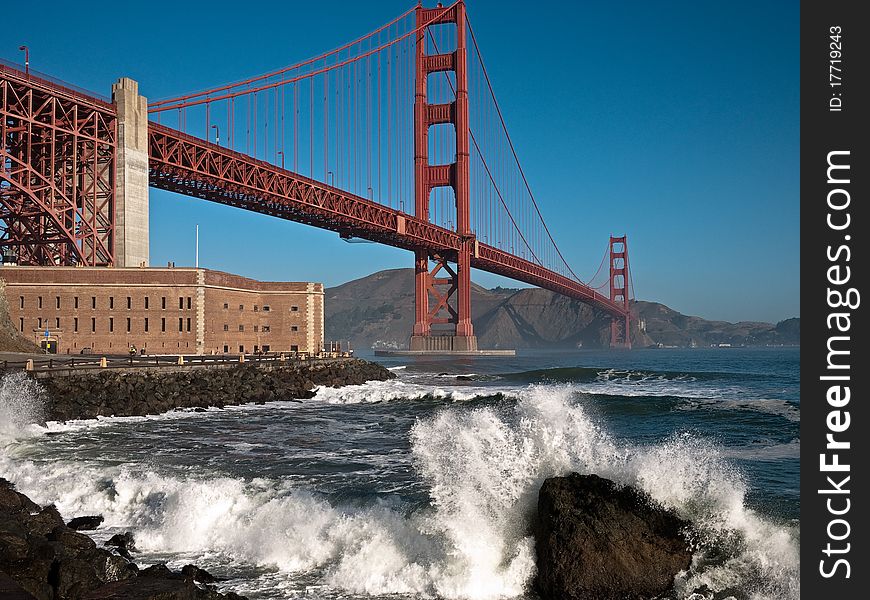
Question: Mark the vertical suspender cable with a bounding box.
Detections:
[309,77,313,177]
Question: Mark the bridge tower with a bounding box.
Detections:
[410,1,478,352]
[609,235,632,348]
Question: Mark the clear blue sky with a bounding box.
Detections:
[4,0,798,324]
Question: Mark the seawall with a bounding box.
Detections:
[29,358,394,422]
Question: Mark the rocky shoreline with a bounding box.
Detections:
[30,358,394,422]
[1,359,395,598]
[0,478,246,600]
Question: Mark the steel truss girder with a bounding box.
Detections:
[472,243,629,319]
[422,253,460,327]
[0,65,116,266]
[1,64,631,326]
[148,124,461,253]
[147,126,629,320]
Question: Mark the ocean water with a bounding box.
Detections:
[0,348,799,599]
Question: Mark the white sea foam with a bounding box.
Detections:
[311,378,509,405]
[0,374,798,599]
[0,372,46,440]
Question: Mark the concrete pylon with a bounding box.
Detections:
[112,78,150,268]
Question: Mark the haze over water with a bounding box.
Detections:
[0,347,799,599]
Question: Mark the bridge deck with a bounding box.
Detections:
[2,62,628,321]
[148,123,626,318]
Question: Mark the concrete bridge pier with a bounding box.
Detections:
[112,78,149,267]
[409,334,479,352]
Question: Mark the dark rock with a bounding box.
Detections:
[139,563,184,580]
[0,526,30,561]
[47,525,97,553]
[53,555,106,599]
[181,564,217,583]
[105,532,137,559]
[85,561,244,600]
[23,505,65,537]
[535,473,692,600]
[67,515,105,531]
[0,486,38,513]
[83,576,201,600]
[0,570,39,600]
[0,487,239,600]
[10,556,55,600]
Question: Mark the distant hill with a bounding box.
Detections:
[633,301,800,348]
[324,269,799,350]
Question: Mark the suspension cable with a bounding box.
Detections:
[466,17,586,284]
[150,5,417,108]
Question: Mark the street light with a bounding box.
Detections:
[277,151,285,169]
[210,124,220,145]
[327,171,334,186]
[18,45,29,75]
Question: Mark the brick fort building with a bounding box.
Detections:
[1,266,324,355]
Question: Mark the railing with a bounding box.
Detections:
[0,352,354,374]
[0,58,114,107]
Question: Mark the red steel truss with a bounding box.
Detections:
[148,121,630,321]
[1,0,634,344]
[608,235,631,348]
[412,1,474,340]
[148,123,461,252]
[0,64,116,266]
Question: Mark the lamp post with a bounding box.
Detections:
[210,124,220,145]
[277,151,284,169]
[18,45,29,75]
[327,171,334,186]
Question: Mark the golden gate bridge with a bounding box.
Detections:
[0,1,633,349]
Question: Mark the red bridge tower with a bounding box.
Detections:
[609,235,632,348]
[410,1,478,352]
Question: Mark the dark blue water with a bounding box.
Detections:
[0,347,799,599]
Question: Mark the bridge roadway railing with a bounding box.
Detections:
[0,60,114,109]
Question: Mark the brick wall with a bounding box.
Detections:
[1,267,323,355]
